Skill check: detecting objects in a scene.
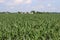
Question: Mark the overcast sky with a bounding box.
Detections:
[0,0,60,12]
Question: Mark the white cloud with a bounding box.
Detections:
[25,0,31,4]
[32,5,45,9]
[5,0,32,9]
[31,5,45,11]
[14,0,31,4]
[14,0,24,4]
[4,0,32,9]
[0,0,4,3]
[47,3,52,7]
[6,0,32,6]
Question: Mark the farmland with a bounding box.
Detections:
[0,13,60,40]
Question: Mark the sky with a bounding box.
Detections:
[0,0,60,12]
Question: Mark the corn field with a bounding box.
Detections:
[0,13,60,40]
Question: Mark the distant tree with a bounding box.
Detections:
[31,11,35,14]
[26,12,29,14]
[23,12,25,14]
[1,12,5,14]
[36,11,40,14]
[36,11,42,14]
[6,12,10,14]
[18,11,21,14]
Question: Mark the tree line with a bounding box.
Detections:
[0,11,59,14]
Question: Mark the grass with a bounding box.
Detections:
[0,13,60,40]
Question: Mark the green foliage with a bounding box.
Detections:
[31,11,36,14]
[0,13,60,40]
[18,11,21,14]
